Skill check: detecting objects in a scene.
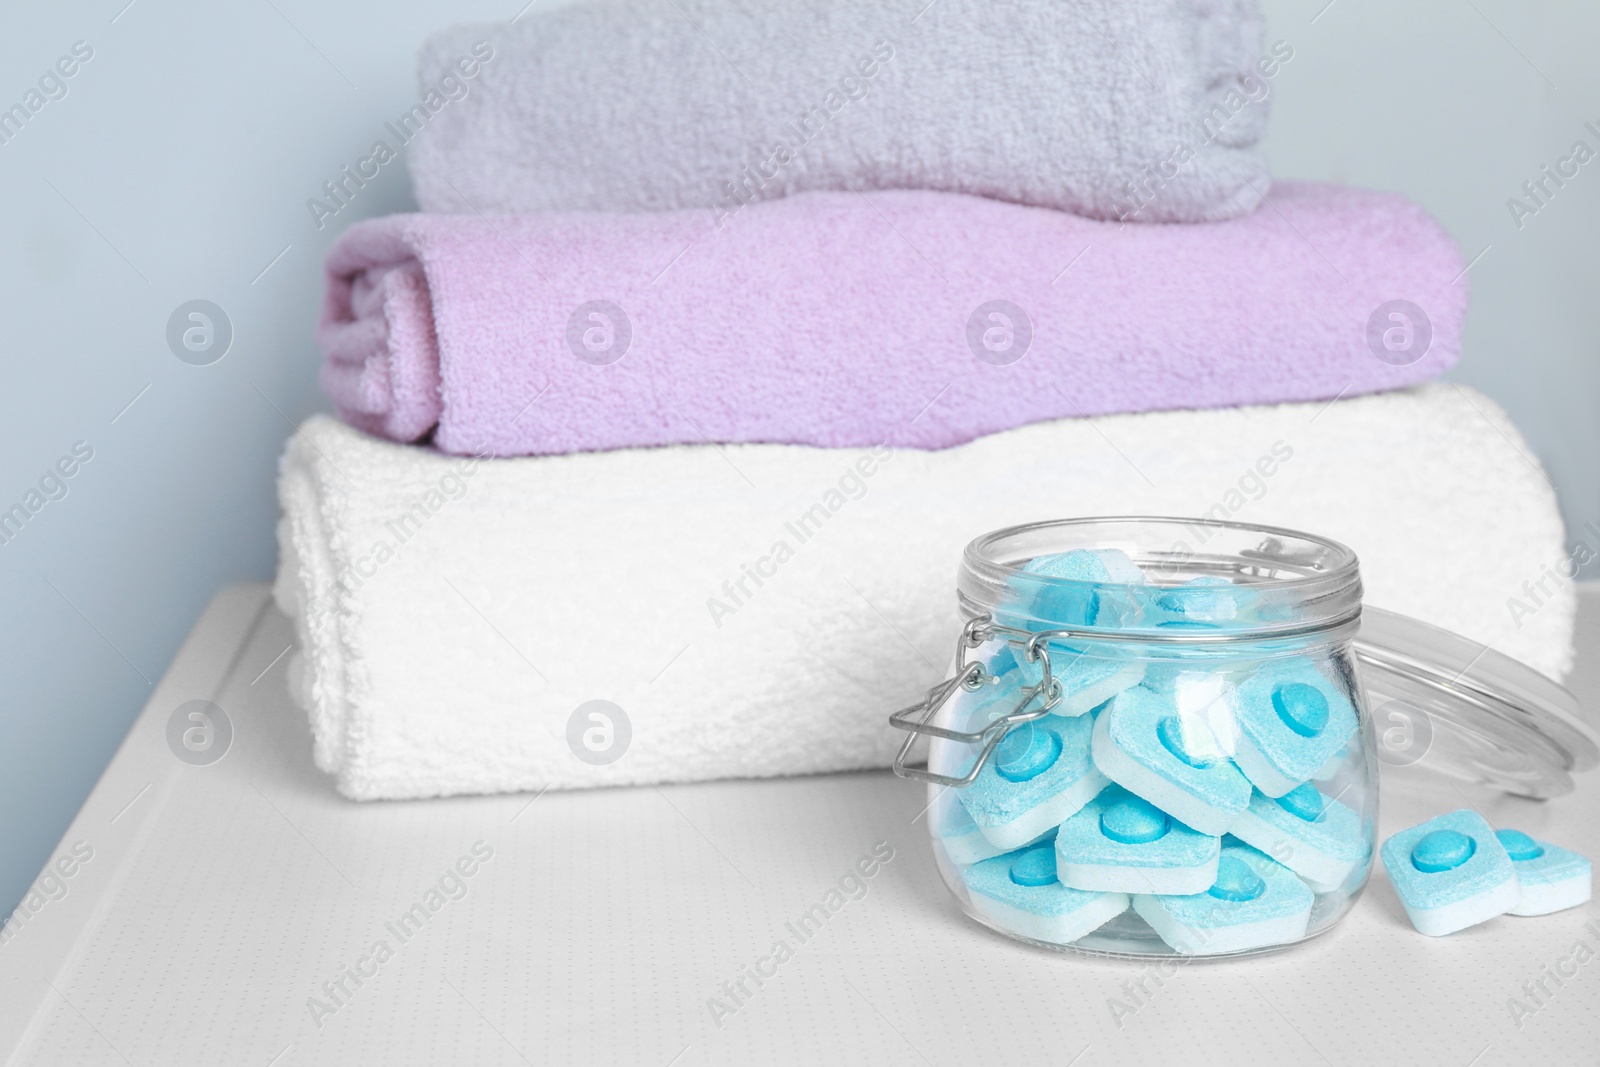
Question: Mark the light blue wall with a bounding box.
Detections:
[1,0,1596,918]
[0,0,523,919]
[1259,0,1600,575]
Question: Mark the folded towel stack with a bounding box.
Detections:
[277,0,1571,801]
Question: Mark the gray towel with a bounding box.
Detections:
[409,0,1274,223]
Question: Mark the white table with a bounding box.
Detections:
[3,583,1598,1066]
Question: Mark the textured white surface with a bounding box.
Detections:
[969,769,1108,852]
[277,384,1575,802]
[1402,878,1525,939]
[1512,875,1593,918]
[1131,894,1311,956]
[968,890,1132,948]
[2,583,1598,1065]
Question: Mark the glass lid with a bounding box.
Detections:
[1355,606,1598,799]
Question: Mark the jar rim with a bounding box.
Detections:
[958,516,1363,640]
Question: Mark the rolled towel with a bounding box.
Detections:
[274,384,1573,801]
[411,0,1272,223]
[319,184,1465,457]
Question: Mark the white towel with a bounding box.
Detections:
[275,385,1573,801]
[411,0,1272,223]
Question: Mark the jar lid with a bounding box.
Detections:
[1354,606,1598,798]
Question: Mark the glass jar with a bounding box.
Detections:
[889,517,1595,959]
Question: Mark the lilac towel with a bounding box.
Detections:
[319,183,1466,456]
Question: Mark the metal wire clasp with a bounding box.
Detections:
[888,616,1063,786]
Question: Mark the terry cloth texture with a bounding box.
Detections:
[274,384,1572,801]
[319,184,1465,457]
[409,0,1272,223]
